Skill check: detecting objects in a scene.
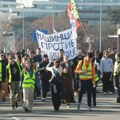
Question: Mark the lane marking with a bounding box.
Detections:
[11,117,20,120]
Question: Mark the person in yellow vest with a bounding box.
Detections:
[92,59,100,107]
[76,52,96,111]
[0,52,7,102]
[114,53,120,103]
[6,55,22,109]
[21,59,36,112]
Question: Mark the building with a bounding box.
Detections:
[33,0,120,25]
[0,0,120,25]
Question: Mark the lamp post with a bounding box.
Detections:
[99,0,102,52]
[52,0,55,29]
[22,9,25,50]
[117,24,120,53]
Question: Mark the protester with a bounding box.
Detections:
[61,55,75,108]
[0,52,7,102]
[36,54,51,102]
[6,55,22,109]
[100,50,114,94]
[113,53,120,103]
[21,59,36,112]
[72,49,84,96]
[59,49,65,62]
[46,59,63,111]
[76,52,96,111]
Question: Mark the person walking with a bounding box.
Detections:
[72,49,84,96]
[21,59,36,112]
[6,55,22,109]
[46,59,63,111]
[100,50,114,94]
[76,52,96,111]
[36,54,51,102]
[61,55,75,107]
[0,52,7,102]
[113,53,120,103]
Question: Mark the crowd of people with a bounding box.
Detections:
[0,47,120,112]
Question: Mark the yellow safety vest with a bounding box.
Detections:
[0,62,2,82]
[80,60,92,80]
[7,62,22,83]
[114,61,120,76]
[95,73,99,82]
[22,70,35,89]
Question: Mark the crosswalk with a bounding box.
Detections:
[0,90,120,120]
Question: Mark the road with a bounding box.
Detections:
[0,90,120,120]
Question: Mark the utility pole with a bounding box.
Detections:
[52,0,55,30]
[23,8,25,50]
[99,0,102,52]
[117,24,120,53]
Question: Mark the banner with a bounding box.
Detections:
[36,29,77,60]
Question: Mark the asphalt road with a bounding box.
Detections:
[0,90,120,120]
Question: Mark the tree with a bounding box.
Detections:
[107,8,120,24]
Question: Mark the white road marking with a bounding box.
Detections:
[11,117,20,120]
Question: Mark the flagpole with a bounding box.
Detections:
[77,6,85,33]
[78,18,85,33]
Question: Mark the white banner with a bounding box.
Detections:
[36,28,77,60]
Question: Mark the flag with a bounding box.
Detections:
[67,0,80,37]
[70,0,79,19]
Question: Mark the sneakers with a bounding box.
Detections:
[67,103,71,108]
[88,106,92,111]
[74,92,78,96]
[109,92,113,95]
[41,98,46,102]
[77,102,80,110]
[103,92,107,95]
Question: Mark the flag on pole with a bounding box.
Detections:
[67,0,80,38]
[70,0,79,19]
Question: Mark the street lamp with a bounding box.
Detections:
[22,9,25,50]
[52,0,55,30]
[117,24,120,53]
[99,0,103,52]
